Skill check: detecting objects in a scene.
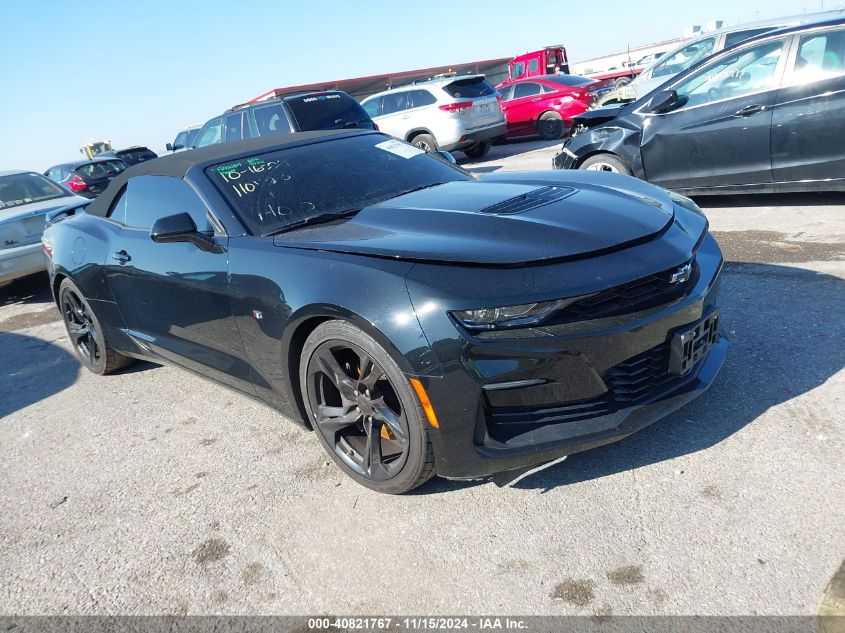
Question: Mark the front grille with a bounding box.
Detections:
[479,185,575,215]
[556,263,698,322]
[603,342,677,403]
[484,341,688,442]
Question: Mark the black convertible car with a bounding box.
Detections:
[554,17,845,195]
[43,130,727,494]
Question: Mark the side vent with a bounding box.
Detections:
[479,186,576,215]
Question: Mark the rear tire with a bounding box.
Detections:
[538,112,565,140]
[463,142,491,160]
[579,153,632,175]
[410,133,438,153]
[58,278,132,375]
[299,320,436,494]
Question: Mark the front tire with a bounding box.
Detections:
[58,278,132,375]
[579,153,632,175]
[410,133,437,153]
[299,321,436,494]
[538,112,565,140]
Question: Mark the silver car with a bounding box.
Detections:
[596,10,844,107]
[0,171,87,288]
[361,75,506,159]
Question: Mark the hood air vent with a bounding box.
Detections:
[479,185,576,215]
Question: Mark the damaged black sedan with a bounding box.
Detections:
[554,17,845,195]
[43,129,726,494]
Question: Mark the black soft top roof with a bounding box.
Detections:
[86,129,377,217]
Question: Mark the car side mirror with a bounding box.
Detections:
[150,212,216,252]
[165,143,174,152]
[649,89,684,114]
[436,151,457,164]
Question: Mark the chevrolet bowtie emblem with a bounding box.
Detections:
[670,263,692,284]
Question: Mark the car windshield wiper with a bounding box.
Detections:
[388,182,444,199]
[262,208,361,237]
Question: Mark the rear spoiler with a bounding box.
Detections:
[46,199,91,225]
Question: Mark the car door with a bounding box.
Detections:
[772,26,845,184]
[640,37,789,190]
[373,91,411,139]
[223,110,246,142]
[101,175,254,393]
[503,82,543,135]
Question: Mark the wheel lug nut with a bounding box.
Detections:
[353,390,358,396]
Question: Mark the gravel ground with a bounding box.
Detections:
[1,140,843,617]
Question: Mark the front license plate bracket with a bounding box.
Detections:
[669,310,720,376]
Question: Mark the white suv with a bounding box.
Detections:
[361,75,506,159]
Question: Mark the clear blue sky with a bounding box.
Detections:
[0,0,830,171]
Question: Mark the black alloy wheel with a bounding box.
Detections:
[58,278,131,375]
[300,321,435,493]
[62,287,101,370]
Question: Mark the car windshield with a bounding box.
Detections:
[285,93,375,131]
[0,172,70,209]
[649,37,717,79]
[206,134,472,236]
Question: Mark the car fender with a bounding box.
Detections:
[566,124,645,178]
[404,128,435,142]
[226,240,443,424]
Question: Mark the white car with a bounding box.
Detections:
[361,75,506,159]
[0,171,87,288]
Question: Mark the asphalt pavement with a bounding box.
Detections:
[1,140,843,617]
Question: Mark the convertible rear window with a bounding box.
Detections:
[0,172,70,209]
[206,134,471,236]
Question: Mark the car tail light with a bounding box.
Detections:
[66,175,88,193]
[439,102,473,112]
[496,94,503,102]
[373,123,379,131]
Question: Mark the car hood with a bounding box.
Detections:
[273,176,674,266]
[572,105,625,128]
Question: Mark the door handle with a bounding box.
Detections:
[531,97,543,102]
[112,250,131,264]
[734,104,764,117]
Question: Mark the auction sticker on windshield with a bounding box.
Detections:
[375,139,424,159]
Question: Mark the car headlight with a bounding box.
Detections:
[668,191,706,217]
[451,299,571,330]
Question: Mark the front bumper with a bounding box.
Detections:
[0,242,45,285]
[410,231,726,480]
[553,144,579,170]
[440,122,507,152]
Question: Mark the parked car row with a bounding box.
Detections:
[555,16,845,195]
